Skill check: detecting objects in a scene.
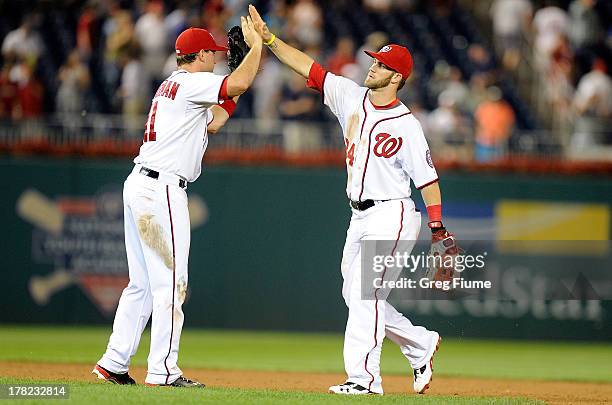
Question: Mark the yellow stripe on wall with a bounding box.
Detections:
[496,201,609,255]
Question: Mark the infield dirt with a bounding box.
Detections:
[1,361,610,404]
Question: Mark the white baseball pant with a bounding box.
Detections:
[341,198,439,394]
[98,167,190,385]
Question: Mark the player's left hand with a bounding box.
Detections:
[227,25,250,72]
[240,15,262,49]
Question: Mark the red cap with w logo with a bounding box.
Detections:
[365,44,413,79]
[175,28,228,55]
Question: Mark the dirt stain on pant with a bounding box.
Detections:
[137,214,174,270]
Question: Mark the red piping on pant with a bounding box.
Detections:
[364,201,404,391]
[163,185,176,384]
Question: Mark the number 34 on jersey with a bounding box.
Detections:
[344,133,403,167]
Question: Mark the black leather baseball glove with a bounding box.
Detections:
[227,25,249,72]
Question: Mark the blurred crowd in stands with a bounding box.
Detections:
[0,0,610,161]
[488,0,611,156]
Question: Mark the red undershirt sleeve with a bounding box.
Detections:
[306,62,328,94]
[218,75,229,102]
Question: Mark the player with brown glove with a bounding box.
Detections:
[424,204,460,286]
[247,3,446,394]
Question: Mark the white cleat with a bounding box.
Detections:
[329,382,377,395]
[413,332,441,394]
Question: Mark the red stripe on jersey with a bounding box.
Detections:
[416,178,439,190]
[371,98,400,110]
[355,93,368,201]
[358,108,412,201]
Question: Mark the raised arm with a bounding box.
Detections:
[225,15,263,97]
[249,4,314,78]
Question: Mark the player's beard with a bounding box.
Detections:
[364,72,394,89]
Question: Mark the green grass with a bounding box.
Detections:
[0,378,543,405]
[0,326,611,382]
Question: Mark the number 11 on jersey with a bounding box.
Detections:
[143,101,158,142]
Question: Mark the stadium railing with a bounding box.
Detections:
[0,114,610,174]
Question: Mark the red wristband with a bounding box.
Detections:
[426,204,442,222]
[219,99,237,117]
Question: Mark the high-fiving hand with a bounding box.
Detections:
[248,4,273,43]
[240,14,262,48]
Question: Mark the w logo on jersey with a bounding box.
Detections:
[373,133,403,158]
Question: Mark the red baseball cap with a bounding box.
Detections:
[175,28,228,55]
[364,44,413,79]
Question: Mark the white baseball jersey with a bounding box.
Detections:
[97,68,227,384]
[308,63,438,201]
[134,69,227,182]
[308,63,441,394]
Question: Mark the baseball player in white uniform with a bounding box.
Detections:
[92,19,264,388]
[249,5,453,395]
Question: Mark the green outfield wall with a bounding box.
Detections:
[1,157,610,340]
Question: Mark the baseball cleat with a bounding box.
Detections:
[146,376,205,388]
[92,364,136,385]
[329,381,377,395]
[413,332,441,394]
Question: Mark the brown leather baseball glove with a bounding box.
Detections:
[425,226,460,286]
